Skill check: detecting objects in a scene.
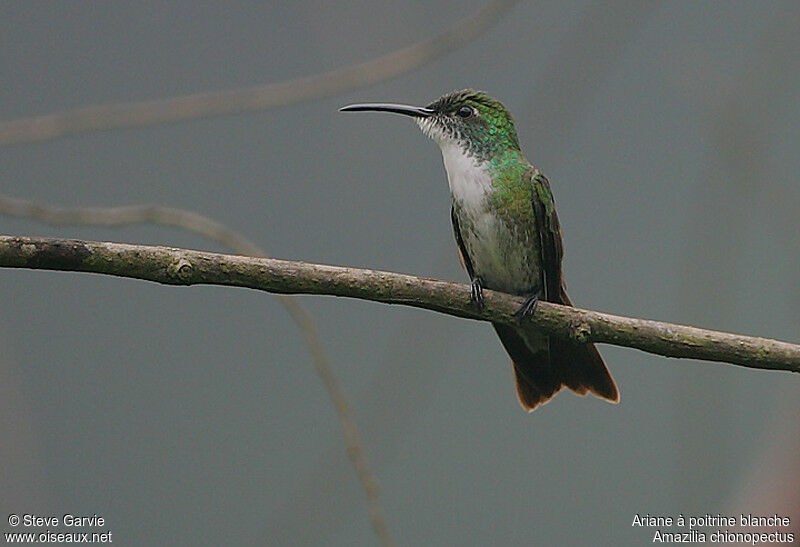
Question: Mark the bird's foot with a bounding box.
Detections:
[469,277,484,308]
[513,294,540,320]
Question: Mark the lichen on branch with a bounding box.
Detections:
[1,235,798,373]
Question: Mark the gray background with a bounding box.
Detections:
[1,1,799,545]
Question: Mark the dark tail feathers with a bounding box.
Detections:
[493,287,619,411]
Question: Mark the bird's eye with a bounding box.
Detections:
[455,105,475,118]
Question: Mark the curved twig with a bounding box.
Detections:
[1,235,798,372]
[0,0,516,146]
[0,197,393,546]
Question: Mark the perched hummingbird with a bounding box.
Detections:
[341,90,618,411]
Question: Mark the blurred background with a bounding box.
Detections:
[1,1,798,545]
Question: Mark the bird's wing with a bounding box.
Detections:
[451,203,476,280]
[528,169,564,302]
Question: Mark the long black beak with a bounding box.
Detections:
[339,103,434,118]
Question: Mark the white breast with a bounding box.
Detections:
[438,141,538,293]
[440,142,492,208]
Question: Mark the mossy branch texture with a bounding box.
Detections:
[2,235,798,373]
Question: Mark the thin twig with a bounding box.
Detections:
[1,3,519,541]
[0,0,516,147]
[0,197,394,546]
[2,235,798,372]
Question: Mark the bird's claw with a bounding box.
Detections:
[514,294,539,319]
[470,277,484,308]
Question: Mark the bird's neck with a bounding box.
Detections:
[440,142,527,209]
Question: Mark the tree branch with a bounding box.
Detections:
[2,235,798,372]
[0,0,515,147]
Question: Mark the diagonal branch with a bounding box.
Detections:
[0,0,515,146]
[0,196,393,546]
[2,235,798,372]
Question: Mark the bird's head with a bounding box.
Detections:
[341,89,520,162]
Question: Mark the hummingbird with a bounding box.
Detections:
[341,89,618,411]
